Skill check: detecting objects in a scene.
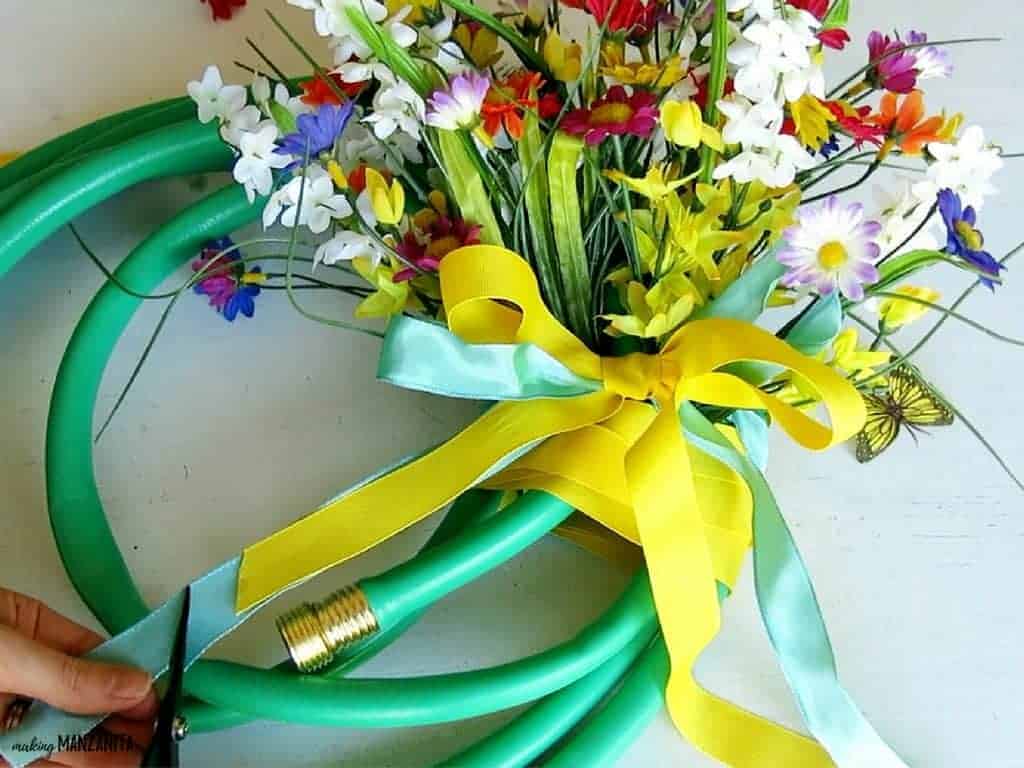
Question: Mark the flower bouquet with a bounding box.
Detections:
[0,0,1019,765]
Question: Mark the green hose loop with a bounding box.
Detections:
[438,623,655,768]
[183,570,657,728]
[544,637,671,768]
[0,100,200,214]
[0,96,191,191]
[0,118,231,277]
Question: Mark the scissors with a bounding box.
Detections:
[142,586,191,767]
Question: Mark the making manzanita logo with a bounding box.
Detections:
[11,732,135,754]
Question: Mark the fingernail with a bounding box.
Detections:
[113,668,153,700]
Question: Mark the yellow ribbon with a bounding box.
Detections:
[236,245,865,766]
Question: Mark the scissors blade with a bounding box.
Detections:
[142,585,191,767]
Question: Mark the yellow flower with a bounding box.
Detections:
[604,167,689,202]
[326,159,348,190]
[661,100,724,151]
[452,23,502,69]
[600,47,684,88]
[830,328,891,384]
[352,256,424,318]
[877,286,941,329]
[365,168,405,226]
[788,94,834,151]
[386,0,437,22]
[937,111,964,142]
[543,31,582,82]
[603,280,695,339]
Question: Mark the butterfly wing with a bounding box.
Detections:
[855,392,901,463]
[888,366,955,427]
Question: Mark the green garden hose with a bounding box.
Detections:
[2,116,666,762]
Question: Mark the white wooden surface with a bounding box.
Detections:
[0,1,1022,765]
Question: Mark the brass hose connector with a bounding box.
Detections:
[275,585,380,672]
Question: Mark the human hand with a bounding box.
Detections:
[0,589,158,767]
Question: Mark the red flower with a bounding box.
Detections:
[201,0,245,21]
[786,0,849,49]
[300,72,364,106]
[347,165,393,193]
[394,216,481,282]
[824,100,886,148]
[480,71,562,140]
[562,86,659,146]
[693,73,734,111]
[817,28,850,50]
[787,0,827,17]
[584,0,650,37]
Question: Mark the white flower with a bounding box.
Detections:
[263,165,352,233]
[782,49,825,103]
[777,196,883,301]
[252,75,272,105]
[291,0,388,62]
[362,80,425,140]
[384,5,419,49]
[435,41,471,74]
[718,95,783,148]
[220,105,264,147]
[713,133,814,188]
[233,125,291,203]
[335,60,394,85]
[874,177,937,254]
[727,0,777,18]
[315,230,381,266]
[187,65,247,124]
[728,10,818,103]
[424,72,490,131]
[914,126,1003,210]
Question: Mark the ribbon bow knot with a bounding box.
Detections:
[235,245,893,767]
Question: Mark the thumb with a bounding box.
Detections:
[0,625,153,715]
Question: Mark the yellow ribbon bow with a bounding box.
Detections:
[236,245,865,766]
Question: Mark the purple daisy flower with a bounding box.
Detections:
[424,72,491,131]
[777,196,882,302]
[276,101,355,168]
[937,188,1002,287]
[192,237,264,321]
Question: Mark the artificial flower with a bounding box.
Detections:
[869,91,944,156]
[865,31,918,93]
[276,102,356,167]
[362,79,426,140]
[719,95,784,148]
[824,99,886,148]
[713,132,815,188]
[201,0,246,20]
[315,230,382,266]
[187,66,246,125]
[254,77,312,123]
[600,47,684,88]
[661,99,723,150]
[728,11,821,104]
[394,210,481,281]
[788,94,833,150]
[192,238,263,321]
[425,72,491,131]
[873,176,937,254]
[603,281,695,339]
[787,0,850,49]
[829,328,891,382]
[220,105,264,147]
[505,0,549,34]
[365,168,406,226]
[233,125,291,203]
[262,165,353,233]
[289,0,388,49]
[905,31,953,80]
[876,286,942,329]
[451,22,502,69]
[605,167,688,202]
[937,188,1002,283]
[543,31,583,82]
[481,71,548,141]
[562,86,659,146]
[816,27,850,50]
[777,195,882,301]
[300,72,364,106]
[584,0,654,38]
[352,256,425,317]
[916,125,1003,210]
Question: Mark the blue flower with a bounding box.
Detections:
[223,270,262,322]
[192,238,263,321]
[937,188,1002,287]
[819,135,841,159]
[275,102,355,168]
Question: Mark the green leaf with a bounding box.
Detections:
[548,132,593,345]
[517,108,566,323]
[268,100,298,135]
[874,248,945,291]
[699,0,729,183]
[693,251,784,323]
[436,130,504,247]
[822,0,850,29]
[439,0,550,77]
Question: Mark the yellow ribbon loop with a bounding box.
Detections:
[235,245,865,767]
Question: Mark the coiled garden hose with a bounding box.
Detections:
[2,116,672,765]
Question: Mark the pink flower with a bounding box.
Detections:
[561,86,659,146]
[866,31,919,93]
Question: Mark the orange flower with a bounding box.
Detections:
[480,71,558,141]
[868,91,944,155]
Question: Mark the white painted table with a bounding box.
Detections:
[1,1,1022,765]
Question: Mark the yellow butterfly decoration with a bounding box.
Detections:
[856,365,955,463]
